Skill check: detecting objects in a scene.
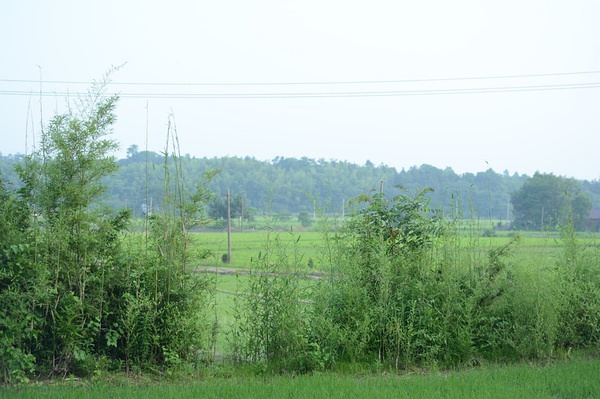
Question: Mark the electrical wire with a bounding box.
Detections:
[0,82,599,99]
[1,70,600,87]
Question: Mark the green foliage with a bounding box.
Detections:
[111,116,216,372]
[231,229,323,374]
[4,151,600,221]
[511,172,592,231]
[312,188,458,368]
[0,181,39,383]
[208,193,254,222]
[63,156,535,220]
[3,77,127,379]
[554,220,600,349]
[298,211,313,227]
[311,187,600,369]
[0,77,216,383]
[0,178,47,384]
[3,77,600,383]
[449,234,532,362]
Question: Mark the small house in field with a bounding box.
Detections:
[588,209,600,232]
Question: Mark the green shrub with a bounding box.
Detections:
[0,75,216,381]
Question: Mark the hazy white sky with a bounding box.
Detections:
[1,0,600,180]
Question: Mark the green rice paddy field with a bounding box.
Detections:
[193,227,599,271]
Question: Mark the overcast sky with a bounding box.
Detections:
[1,1,600,180]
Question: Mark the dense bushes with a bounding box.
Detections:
[0,82,214,383]
[311,189,472,368]
[0,178,39,383]
[233,188,600,374]
[555,222,600,349]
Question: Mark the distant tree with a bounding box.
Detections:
[0,153,24,187]
[208,196,227,220]
[208,193,253,221]
[126,144,139,158]
[298,211,313,227]
[511,172,591,231]
[571,191,594,230]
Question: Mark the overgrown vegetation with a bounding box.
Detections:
[0,77,215,383]
[1,76,600,386]
[230,227,319,373]
[230,187,600,374]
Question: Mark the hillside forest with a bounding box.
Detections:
[1,147,599,229]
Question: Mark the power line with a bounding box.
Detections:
[0,82,599,99]
[1,70,600,87]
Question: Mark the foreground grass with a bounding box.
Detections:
[4,357,599,399]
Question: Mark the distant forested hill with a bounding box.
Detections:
[108,151,528,220]
[2,150,599,220]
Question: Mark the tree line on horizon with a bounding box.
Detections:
[1,147,599,229]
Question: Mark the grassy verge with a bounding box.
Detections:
[4,356,599,399]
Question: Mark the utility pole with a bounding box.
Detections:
[227,190,232,264]
[380,180,385,194]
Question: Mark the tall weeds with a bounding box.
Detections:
[0,77,216,382]
[231,224,321,374]
[555,218,600,349]
[114,114,216,372]
[237,187,600,373]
